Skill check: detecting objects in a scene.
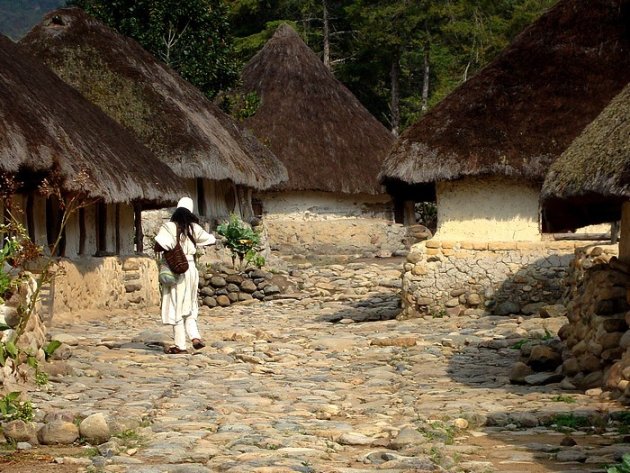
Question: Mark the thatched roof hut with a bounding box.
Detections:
[20,8,287,190]
[0,34,181,205]
[541,83,630,232]
[380,0,630,191]
[240,24,394,195]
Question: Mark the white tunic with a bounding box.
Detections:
[154,222,216,325]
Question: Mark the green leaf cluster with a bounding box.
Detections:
[608,454,630,473]
[216,214,264,269]
[0,392,34,422]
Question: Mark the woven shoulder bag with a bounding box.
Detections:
[163,241,189,274]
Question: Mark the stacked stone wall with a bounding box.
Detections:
[197,265,283,308]
[400,240,585,318]
[558,245,630,403]
[0,275,47,392]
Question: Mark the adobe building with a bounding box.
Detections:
[239,24,407,257]
[21,8,287,242]
[379,0,630,317]
[541,83,630,401]
[0,35,182,313]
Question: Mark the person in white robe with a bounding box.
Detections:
[154,197,215,354]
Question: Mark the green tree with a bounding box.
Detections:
[68,0,238,98]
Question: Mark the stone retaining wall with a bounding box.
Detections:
[0,275,47,393]
[400,240,588,318]
[558,245,630,403]
[198,265,282,308]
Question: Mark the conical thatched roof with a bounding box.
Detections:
[0,34,182,205]
[381,0,630,188]
[20,8,287,190]
[541,82,630,231]
[240,24,394,195]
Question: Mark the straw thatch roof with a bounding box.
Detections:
[0,34,182,205]
[541,82,630,231]
[240,24,394,195]
[381,0,630,190]
[21,8,287,190]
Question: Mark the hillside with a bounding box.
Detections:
[0,0,64,40]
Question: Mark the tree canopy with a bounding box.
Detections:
[227,0,557,132]
[68,0,238,98]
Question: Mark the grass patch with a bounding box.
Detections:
[545,413,599,432]
[551,394,577,404]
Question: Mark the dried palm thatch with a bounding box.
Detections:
[380,0,630,190]
[0,34,182,205]
[541,83,630,231]
[240,24,394,195]
[20,8,287,190]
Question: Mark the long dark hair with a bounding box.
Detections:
[170,208,199,245]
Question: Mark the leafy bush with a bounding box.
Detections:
[0,392,34,422]
[608,454,630,473]
[216,214,265,269]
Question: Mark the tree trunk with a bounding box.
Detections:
[422,47,430,112]
[322,0,330,69]
[390,58,401,137]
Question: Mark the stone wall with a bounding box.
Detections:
[52,256,160,314]
[0,274,48,393]
[198,265,284,308]
[400,240,586,318]
[557,245,630,403]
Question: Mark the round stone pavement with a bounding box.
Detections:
[30,259,630,472]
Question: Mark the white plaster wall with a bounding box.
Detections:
[256,191,402,255]
[435,177,541,241]
[259,191,394,221]
[32,195,48,250]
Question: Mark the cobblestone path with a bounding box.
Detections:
[27,259,630,472]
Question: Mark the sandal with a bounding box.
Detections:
[164,346,188,354]
[192,338,206,350]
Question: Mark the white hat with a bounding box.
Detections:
[177,197,194,213]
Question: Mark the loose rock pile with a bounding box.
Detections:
[508,245,630,404]
[558,246,630,402]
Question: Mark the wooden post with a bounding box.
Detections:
[134,203,143,254]
[619,201,630,264]
[403,200,415,225]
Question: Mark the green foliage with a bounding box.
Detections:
[43,340,62,361]
[546,413,594,432]
[216,214,263,269]
[220,91,261,120]
[608,454,630,473]
[228,0,557,133]
[68,0,238,98]
[245,250,265,269]
[551,394,576,404]
[0,392,34,422]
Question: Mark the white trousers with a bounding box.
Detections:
[173,315,201,350]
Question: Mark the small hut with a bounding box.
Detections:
[239,24,400,256]
[21,8,287,227]
[0,35,182,312]
[541,84,630,400]
[380,0,630,242]
[542,83,630,263]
